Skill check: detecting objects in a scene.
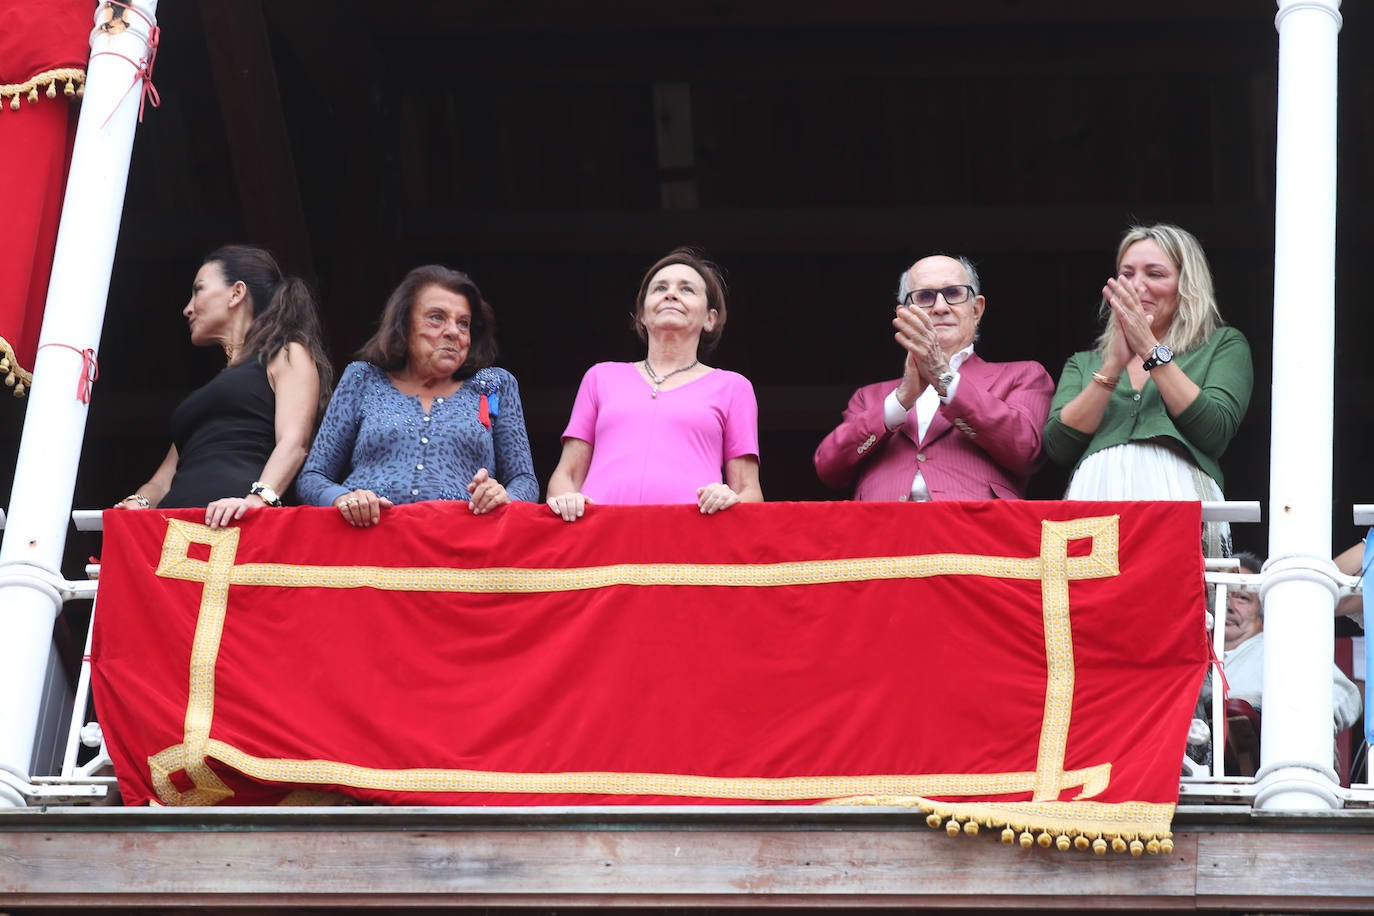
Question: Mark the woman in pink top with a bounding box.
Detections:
[546,248,763,520]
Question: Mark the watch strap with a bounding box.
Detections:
[249,481,283,507]
[1141,345,1172,372]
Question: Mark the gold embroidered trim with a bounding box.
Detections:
[146,515,1149,839]
[183,524,238,793]
[151,737,1114,803]
[162,549,1048,592]
[148,744,232,806]
[1035,515,1119,800]
[0,337,33,397]
[0,67,85,111]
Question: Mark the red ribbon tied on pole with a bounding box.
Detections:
[36,342,99,403]
[92,0,161,127]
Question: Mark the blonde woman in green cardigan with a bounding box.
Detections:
[1043,224,1253,556]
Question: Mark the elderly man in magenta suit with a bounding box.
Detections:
[814,255,1054,501]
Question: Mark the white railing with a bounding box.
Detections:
[1178,502,1263,802]
[0,509,110,803]
[15,501,1374,810]
[1181,503,1373,807]
[1346,506,1373,805]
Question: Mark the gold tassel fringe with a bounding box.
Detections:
[827,794,1176,857]
[0,337,34,398]
[0,68,86,113]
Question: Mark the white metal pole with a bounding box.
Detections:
[1257,0,1343,811]
[0,0,159,808]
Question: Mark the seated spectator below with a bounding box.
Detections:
[1202,551,1361,733]
[1333,534,1369,623]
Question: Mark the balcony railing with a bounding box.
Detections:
[6,501,1370,812]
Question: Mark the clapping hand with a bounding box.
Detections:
[892,304,950,408]
[1103,276,1157,368]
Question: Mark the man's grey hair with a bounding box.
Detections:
[895,255,982,304]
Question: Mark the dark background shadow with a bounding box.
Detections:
[5,2,1371,573]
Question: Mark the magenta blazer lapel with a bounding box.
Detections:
[915,353,986,447]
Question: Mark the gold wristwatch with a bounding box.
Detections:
[249,481,283,507]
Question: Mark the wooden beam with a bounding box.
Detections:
[394,205,1279,254]
[3,807,1374,908]
[199,0,315,280]
[274,12,392,360]
[296,0,1277,33]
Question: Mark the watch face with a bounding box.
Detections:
[1155,345,1173,362]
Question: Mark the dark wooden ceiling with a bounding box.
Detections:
[11,1,1372,569]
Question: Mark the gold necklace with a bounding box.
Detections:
[643,358,699,399]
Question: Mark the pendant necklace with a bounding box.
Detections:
[643,358,699,398]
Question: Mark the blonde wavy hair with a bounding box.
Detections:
[1094,224,1224,361]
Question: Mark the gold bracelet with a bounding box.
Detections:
[1091,371,1119,391]
[119,493,150,508]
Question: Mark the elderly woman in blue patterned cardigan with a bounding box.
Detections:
[298,265,537,527]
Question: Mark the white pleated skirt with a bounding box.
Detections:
[1066,441,1230,557]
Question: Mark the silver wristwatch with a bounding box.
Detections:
[934,369,957,398]
[1141,344,1174,372]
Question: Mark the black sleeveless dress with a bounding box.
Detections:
[161,358,275,508]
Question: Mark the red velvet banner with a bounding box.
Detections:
[0,0,92,386]
[92,500,1207,851]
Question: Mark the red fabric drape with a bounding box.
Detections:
[91,501,1207,849]
[0,0,93,385]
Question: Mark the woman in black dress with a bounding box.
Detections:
[115,246,333,527]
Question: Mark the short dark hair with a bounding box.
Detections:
[1230,550,1265,613]
[1232,550,1264,577]
[632,247,728,354]
[356,265,497,380]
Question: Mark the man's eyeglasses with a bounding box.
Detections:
[902,285,975,309]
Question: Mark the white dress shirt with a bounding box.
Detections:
[880,345,974,500]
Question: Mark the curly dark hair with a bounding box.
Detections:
[356,265,498,380]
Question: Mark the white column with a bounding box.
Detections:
[1257,0,1343,811]
[0,0,159,808]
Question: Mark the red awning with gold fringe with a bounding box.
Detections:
[92,500,1207,855]
[0,0,93,395]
